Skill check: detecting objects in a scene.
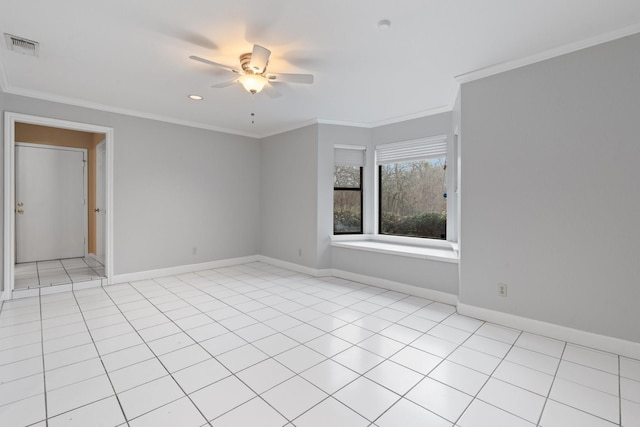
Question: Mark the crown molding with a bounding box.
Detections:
[369,104,453,127]
[259,118,322,139]
[259,103,456,138]
[2,82,455,140]
[0,50,10,92]
[1,85,263,138]
[456,24,640,84]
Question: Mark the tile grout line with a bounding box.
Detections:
[618,355,622,426]
[542,346,623,426]
[362,310,472,426]
[142,274,302,424]
[534,339,568,426]
[69,289,131,426]
[108,267,519,425]
[97,283,215,426]
[38,292,49,427]
[161,270,366,425]
[5,262,635,427]
[450,327,523,426]
[144,269,351,423]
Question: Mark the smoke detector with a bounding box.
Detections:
[4,34,39,57]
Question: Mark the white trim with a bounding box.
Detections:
[3,112,115,295]
[0,49,9,91]
[110,256,260,284]
[11,288,39,299]
[3,116,15,296]
[367,105,453,128]
[331,240,458,264]
[456,24,640,85]
[261,105,454,138]
[315,119,371,129]
[4,249,639,359]
[2,84,454,140]
[332,234,458,250]
[256,256,333,278]
[334,144,366,151]
[332,268,458,306]
[260,119,322,138]
[2,86,262,139]
[255,257,458,304]
[457,303,640,360]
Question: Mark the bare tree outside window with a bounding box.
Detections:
[379,157,447,239]
[334,166,362,234]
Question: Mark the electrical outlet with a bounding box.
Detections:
[192,246,197,255]
[298,248,302,256]
[497,283,507,297]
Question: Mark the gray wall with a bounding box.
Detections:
[260,125,319,268]
[460,33,640,342]
[332,247,459,295]
[317,125,372,268]
[259,118,460,297]
[1,93,260,284]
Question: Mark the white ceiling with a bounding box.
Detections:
[1,0,639,137]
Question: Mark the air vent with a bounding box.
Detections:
[4,34,39,57]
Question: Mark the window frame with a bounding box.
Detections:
[373,134,455,244]
[333,165,364,235]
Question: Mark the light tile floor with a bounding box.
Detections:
[14,258,106,290]
[0,262,638,426]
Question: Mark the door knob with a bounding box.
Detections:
[17,209,24,214]
[17,202,24,207]
[94,208,100,213]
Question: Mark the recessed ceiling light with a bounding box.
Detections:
[188,94,204,100]
[378,20,391,31]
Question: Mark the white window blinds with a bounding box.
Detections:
[376,135,447,164]
[334,145,365,167]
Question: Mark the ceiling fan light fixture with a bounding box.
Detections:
[239,74,268,94]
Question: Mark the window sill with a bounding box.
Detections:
[331,236,459,264]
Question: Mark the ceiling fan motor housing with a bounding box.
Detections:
[240,52,265,74]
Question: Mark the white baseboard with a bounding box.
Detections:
[458,303,640,360]
[110,255,260,284]
[256,256,333,278]
[6,252,637,360]
[332,268,459,306]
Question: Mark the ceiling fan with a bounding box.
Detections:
[189,44,314,96]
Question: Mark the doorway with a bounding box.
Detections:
[3,113,114,299]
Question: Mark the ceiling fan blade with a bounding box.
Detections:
[267,73,314,84]
[263,84,282,99]
[211,79,238,88]
[249,45,271,73]
[189,55,240,74]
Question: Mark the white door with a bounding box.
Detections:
[95,140,106,264]
[16,144,86,263]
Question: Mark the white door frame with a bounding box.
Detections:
[3,112,115,299]
[95,139,107,264]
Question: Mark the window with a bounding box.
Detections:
[334,146,365,234]
[377,136,448,240]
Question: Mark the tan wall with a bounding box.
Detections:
[15,123,105,255]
